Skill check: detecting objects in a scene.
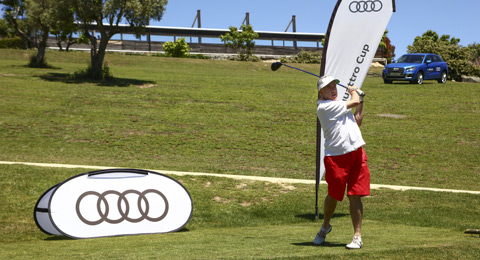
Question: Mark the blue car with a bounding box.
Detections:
[382,53,448,84]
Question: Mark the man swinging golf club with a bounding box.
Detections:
[313,75,370,249]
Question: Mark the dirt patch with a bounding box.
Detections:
[213,196,231,204]
[240,201,252,207]
[236,183,247,189]
[279,183,296,190]
[377,113,407,119]
[138,84,156,89]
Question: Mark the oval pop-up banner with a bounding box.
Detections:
[34,169,193,239]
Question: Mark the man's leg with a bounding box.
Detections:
[348,195,363,236]
[322,194,337,229]
[314,194,338,245]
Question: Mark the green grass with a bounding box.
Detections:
[0,49,479,259]
[1,49,479,190]
[1,164,479,259]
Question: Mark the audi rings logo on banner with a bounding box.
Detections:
[76,189,169,225]
[349,0,383,13]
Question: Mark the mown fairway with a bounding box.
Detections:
[0,49,479,259]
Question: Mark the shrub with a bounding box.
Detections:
[152,52,210,60]
[227,55,260,62]
[187,53,210,59]
[0,37,23,49]
[281,50,322,64]
[28,54,49,68]
[468,43,480,66]
[163,38,190,57]
[71,63,114,81]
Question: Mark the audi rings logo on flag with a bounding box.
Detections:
[76,189,169,225]
[349,0,383,13]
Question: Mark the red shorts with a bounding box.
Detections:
[324,147,370,201]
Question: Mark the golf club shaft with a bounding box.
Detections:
[281,63,321,78]
[279,63,365,96]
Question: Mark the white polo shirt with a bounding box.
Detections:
[317,100,365,156]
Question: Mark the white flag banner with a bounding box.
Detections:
[317,0,396,181]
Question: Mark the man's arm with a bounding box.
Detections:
[346,86,361,110]
[345,86,364,126]
[354,102,364,127]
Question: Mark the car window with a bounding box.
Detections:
[412,55,424,63]
[426,55,433,63]
[396,56,408,63]
[397,55,424,63]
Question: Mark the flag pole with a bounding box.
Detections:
[315,0,340,223]
[315,117,321,221]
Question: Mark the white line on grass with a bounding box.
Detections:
[1,161,479,195]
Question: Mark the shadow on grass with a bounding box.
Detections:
[176,227,190,233]
[42,227,190,241]
[38,72,156,87]
[293,212,350,247]
[295,213,348,221]
[44,235,73,241]
[384,81,436,85]
[22,64,62,70]
[291,241,346,247]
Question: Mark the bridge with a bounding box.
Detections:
[54,11,325,57]
[75,23,325,57]
[50,11,385,62]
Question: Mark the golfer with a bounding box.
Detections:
[313,75,370,249]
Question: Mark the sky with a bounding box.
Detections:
[152,0,480,57]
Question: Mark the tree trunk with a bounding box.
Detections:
[66,33,75,52]
[89,33,110,79]
[31,28,50,67]
[56,35,64,51]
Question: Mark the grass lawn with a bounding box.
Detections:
[0,49,479,259]
[1,164,479,259]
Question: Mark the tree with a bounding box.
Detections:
[0,18,15,37]
[408,30,480,80]
[1,0,28,48]
[379,30,395,63]
[220,24,259,61]
[71,0,168,79]
[49,5,87,52]
[1,0,74,67]
[25,0,65,66]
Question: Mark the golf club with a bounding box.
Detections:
[271,62,365,97]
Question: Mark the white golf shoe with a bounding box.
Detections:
[313,224,332,245]
[345,235,363,249]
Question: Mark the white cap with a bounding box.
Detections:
[317,75,340,91]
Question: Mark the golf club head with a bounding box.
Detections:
[271,62,283,71]
[356,89,365,97]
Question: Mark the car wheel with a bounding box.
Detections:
[383,79,392,84]
[438,71,447,83]
[411,71,423,84]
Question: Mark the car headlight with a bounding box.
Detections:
[406,67,416,72]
